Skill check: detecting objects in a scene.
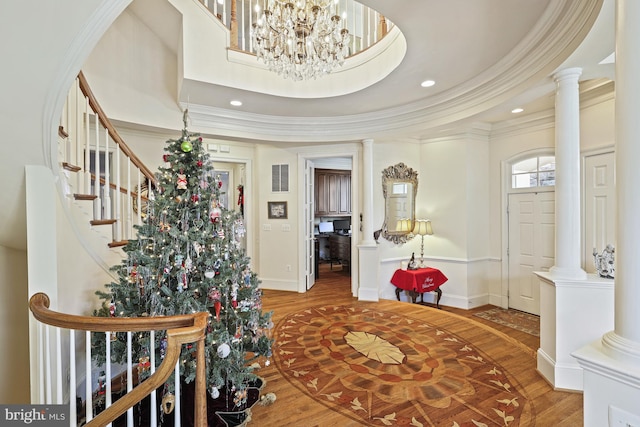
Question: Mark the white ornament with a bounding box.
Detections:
[217,342,231,358]
[210,386,220,399]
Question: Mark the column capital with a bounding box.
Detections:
[553,67,582,83]
[362,138,374,147]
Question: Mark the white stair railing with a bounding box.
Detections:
[58,72,156,248]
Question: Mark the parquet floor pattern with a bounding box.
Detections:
[251,263,583,426]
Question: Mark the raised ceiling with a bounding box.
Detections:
[128,0,612,142]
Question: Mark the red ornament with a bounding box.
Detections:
[197,160,203,167]
[198,137,203,142]
[218,180,223,188]
[232,299,238,309]
[163,154,169,162]
[191,194,199,202]
[214,300,221,321]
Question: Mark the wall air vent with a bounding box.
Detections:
[272,164,289,192]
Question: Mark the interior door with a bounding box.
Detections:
[305,160,316,290]
[508,191,555,315]
[584,151,616,273]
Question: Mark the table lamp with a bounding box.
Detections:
[413,219,433,268]
[396,218,413,237]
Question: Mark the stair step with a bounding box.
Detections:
[90,219,117,226]
[63,163,82,172]
[108,240,128,248]
[74,193,96,201]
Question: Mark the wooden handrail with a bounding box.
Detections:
[29,293,208,427]
[77,72,157,187]
[91,174,149,201]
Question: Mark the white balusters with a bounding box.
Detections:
[174,362,181,427]
[45,326,52,404]
[76,81,84,193]
[241,0,247,51]
[150,330,157,427]
[85,331,93,423]
[94,117,102,220]
[126,331,133,426]
[83,99,90,196]
[37,322,45,403]
[126,160,132,239]
[136,170,142,225]
[115,144,122,242]
[69,330,77,427]
[104,128,111,221]
[105,332,113,427]
[55,328,63,404]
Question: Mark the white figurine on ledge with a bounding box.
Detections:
[593,244,615,279]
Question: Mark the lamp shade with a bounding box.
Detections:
[413,219,433,236]
[396,219,412,232]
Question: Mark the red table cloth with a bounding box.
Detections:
[390,267,448,293]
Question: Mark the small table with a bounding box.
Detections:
[390,267,448,308]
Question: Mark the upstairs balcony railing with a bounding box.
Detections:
[198,0,392,56]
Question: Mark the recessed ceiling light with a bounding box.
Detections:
[230,100,243,107]
[421,80,435,88]
[511,108,524,114]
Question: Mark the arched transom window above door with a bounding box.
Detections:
[511,156,555,189]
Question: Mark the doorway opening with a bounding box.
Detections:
[298,149,360,297]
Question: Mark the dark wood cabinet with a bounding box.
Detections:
[329,234,350,270]
[315,169,351,216]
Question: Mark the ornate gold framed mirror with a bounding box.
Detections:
[381,162,418,244]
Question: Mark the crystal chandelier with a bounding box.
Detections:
[251,0,351,81]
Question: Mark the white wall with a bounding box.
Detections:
[254,145,300,291]
[0,245,29,403]
[83,7,183,131]
[370,135,492,308]
[581,96,615,150]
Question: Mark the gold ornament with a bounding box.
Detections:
[161,393,175,414]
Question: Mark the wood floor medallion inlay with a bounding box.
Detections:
[273,305,533,426]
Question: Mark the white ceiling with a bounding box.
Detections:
[126,0,614,142]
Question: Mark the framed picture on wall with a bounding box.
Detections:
[268,201,288,219]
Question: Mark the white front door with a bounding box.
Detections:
[508,191,555,315]
[304,160,316,290]
[584,151,616,273]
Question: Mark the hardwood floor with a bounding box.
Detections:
[251,263,583,426]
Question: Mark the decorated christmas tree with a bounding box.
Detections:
[93,111,273,425]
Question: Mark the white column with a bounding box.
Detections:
[573,3,640,425]
[358,138,379,301]
[603,0,640,359]
[361,139,375,245]
[549,68,587,280]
